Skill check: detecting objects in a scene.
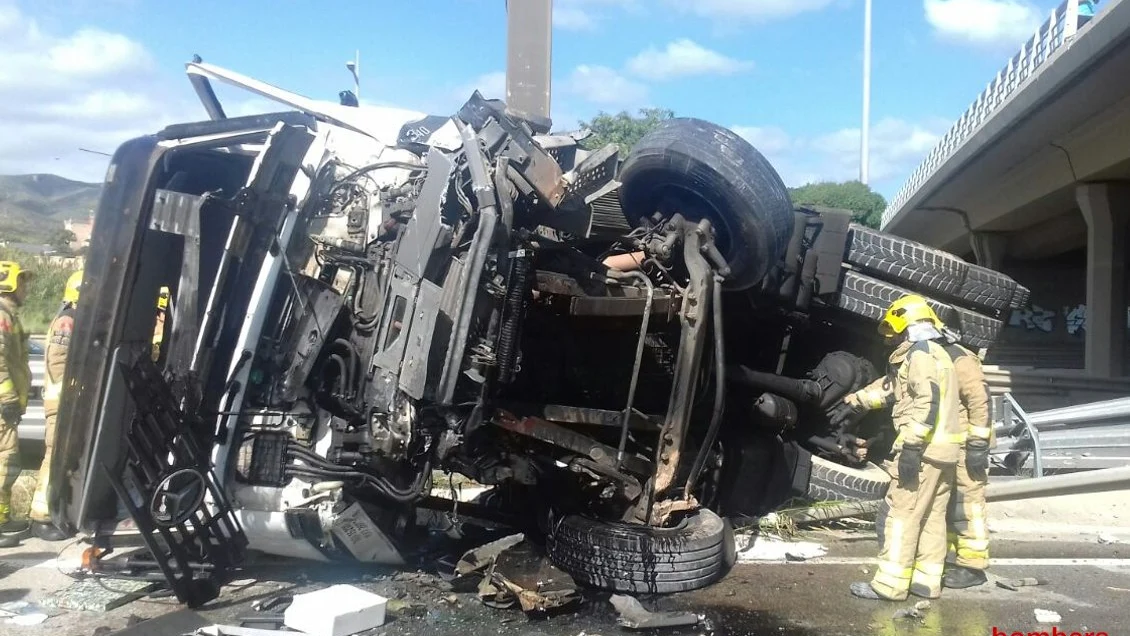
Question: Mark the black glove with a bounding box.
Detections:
[828,397,867,430]
[965,439,990,482]
[0,402,20,425]
[898,443,924,489]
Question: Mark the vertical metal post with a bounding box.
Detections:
[861,0,872,185]
[506,0,553,123]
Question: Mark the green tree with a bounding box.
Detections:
[788,181,887,229]
[578,108,675,154]
[47,229,77,253]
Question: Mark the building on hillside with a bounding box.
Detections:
[65,212,95,250]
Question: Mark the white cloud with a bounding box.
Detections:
[924,0,1043,48]
[627,39,752,81]
[561,65,649,109]
[455,71,507,100]
[728,118,950,191]
[0,4,201,181]
[669,0,835,23]
[554,0,638,31]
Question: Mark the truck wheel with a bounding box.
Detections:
[835,271,1002,350]
[846,225,1019,314]
[618,119,794,291]
[807,455,890,502]
[546,509,734,594]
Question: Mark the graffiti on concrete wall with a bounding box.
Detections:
[1008,303,1130,335]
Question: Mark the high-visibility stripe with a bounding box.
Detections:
[877,561,912,577]
[862,389,888,410]
[888,518,905,564]
[0,379,13,395]
[906,422,933,439]
[957,538,990,551]
[968,425,992,440]
[914,561,945,576]
[43,380,61,401]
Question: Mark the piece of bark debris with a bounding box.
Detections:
[914,601,930,611]
[996,577,1046,591]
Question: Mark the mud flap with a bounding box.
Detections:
[104,355,248,608]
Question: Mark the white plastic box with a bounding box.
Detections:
[284,584,388,636]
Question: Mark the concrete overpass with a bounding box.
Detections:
[881,0,1130,377]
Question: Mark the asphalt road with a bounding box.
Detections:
[1,528,1127,635]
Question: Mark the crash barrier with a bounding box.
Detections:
[992,392,1130,476]
[882,0,1089,229]
[983,365,1130,412]
[986,465,1130,502]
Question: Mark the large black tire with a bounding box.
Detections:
[807,455,890,502]
[845,225,1018,313]
[618,119,794,291]
[835,271,1001,350]
[546,509,735,594]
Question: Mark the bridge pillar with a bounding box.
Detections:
[1076,182,1130,377]
[970,232,1010,270]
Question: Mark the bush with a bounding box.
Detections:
[0,246,80,334]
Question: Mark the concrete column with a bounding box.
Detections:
[1076,183,1130,377]
[970,231,1010,270]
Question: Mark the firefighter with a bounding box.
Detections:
[839,294,964,601]
[0,261,33,548]
[153,286,169,362]
[29,270,82,542]
[829,324,993,590]
[938,338,992,589]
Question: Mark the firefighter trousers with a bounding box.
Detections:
[0,413,19,524]
[29,400,58,523]
[872,454,955,600]
[947,449,989,570]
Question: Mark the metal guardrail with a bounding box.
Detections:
[880,0,1086,230]
[993,391,1130,477]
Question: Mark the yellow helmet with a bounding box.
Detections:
[0,261,29,294]
[157,286,170,310]
[64,270,83,304]
[878,294,944,338]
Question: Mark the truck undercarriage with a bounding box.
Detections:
[48,61,1027,606]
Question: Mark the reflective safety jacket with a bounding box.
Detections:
[941,343,994,447]
[0,296,30,412]
[852,339,965,463]
[44,305,75,404]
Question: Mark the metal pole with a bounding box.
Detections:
[354,50,360,101]
[506,0,553,123]
[986,466,1130,502]
[860,0,872,184]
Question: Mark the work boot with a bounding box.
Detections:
[0,533,19,548]
[30,521,69,542]
[850,582,896,600]
[943,565,987,589]
[0,519,25,548]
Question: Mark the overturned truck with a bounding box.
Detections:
[48,61,1027,605]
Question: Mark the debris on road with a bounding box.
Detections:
[283,585,388,636]
[0,600,49,626]
[250,594,292,613]
[1098,534,1119,544]
[914,600,931,611]
[609,594,700,630]
[996,577,1047,591]
[736,535,827,562]
[42,577,158,612]
[197,626,301,636]
[1034,608,1062,623]
[455,533,525,576]
[474,539,580,615]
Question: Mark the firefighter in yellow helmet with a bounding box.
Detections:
[839,294,964,601]
[29,270,82,542]
[153,286,170,362]
[0,261,33,548]
[829,307,993,591]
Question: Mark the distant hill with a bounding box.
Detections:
[0,174,102,243]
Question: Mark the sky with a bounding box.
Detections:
[0,0,1069,199]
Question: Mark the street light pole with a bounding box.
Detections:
[346,50,360,102]
[861,0,872,185]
